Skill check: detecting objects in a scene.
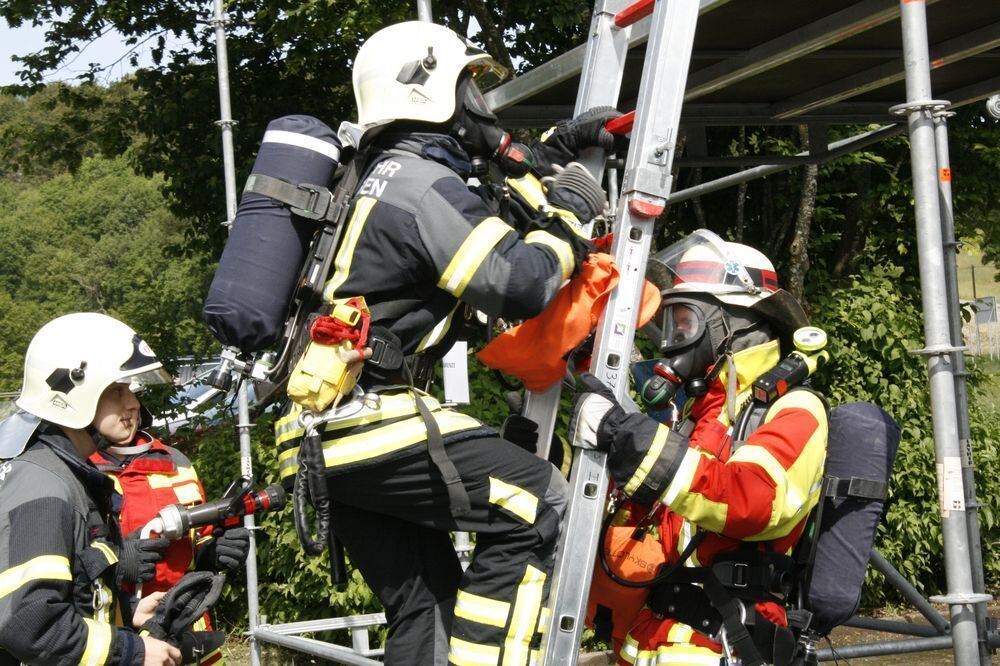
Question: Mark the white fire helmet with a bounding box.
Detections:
[352,21,507,131]
[16,313,172,429]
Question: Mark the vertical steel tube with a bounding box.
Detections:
[933,112,992,665]
[212,2,261,664]
[212,0,238,225]
[898,2,981,664]
[416,0,433,22]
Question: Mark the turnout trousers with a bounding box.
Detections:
[327,435,569,666]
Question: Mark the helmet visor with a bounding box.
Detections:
[647,229,762,297]
[660,302,707,355]
[463,78,497,121]
[467,59,508,92]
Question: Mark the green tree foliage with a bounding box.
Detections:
[1,0,591,255]
[0,137,217,390]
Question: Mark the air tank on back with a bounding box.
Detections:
[203,115,342,353]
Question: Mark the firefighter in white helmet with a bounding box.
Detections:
[274,20,620,666]
[0,313,182,666]
[574,230,829,664]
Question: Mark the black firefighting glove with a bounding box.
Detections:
[142,571,226,641]
[195,527,250,573]
[570,373,689,506]
[532,106,626,176]
[545,161,608,224]
[117,532,169,586]
[501,414,540,454]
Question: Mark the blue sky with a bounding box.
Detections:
[0,20,179,86]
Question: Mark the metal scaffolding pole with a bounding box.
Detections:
[211,2,262,665]
[895,1,989,664]
[416,0,432,22]
[933,110,992,665]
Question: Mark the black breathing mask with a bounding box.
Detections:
[453,77,534,179]
[640,298,729,411]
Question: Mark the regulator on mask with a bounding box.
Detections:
[453,76,534,178]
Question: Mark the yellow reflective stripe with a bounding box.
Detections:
[507,174,547,210]
[623,426,669,497]
[502,565,545,666]
[438,217,513,297]
[80,618,112,666]
[621,634,640,664]
[528,650,539,666]
[324,412,481,467]
[539,126,557,142]
[653,650,723,665]
[488,477,538,525]
[455,590,510,628]
[279,392,444,478]
[324,196,377,301]
[146,464,199,489]
[541,206,588,239]
[537,607,552,636]
[732,443,821,541]
[662,449,728,533]
[0,555,72,599]
[417,302,461,352]
[449,637,500,666]
[109,476,123,496]
[661,447,700,507]
[275,405,305,445]
[173,482,204,505]
[524,230,573,281]
[90,541,118,567]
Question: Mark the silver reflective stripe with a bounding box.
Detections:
[262,130,341,161]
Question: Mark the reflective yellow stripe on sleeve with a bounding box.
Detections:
[80,618,112,666]
[416,303,462,352]
[438,217,513,297]
[661,448,728,534]
[622,425,668,498]
[525,230,574,281]
[488,478,539,525]
[502,565,546,666]
[455,590,510,628]
[0,554,72,599]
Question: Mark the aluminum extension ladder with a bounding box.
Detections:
[524,0,702,663]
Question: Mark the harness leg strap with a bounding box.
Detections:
[413,392,471,518]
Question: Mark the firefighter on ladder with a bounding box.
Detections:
[573,230,829,665]
[89,401,251,665]
[274,20,622,666]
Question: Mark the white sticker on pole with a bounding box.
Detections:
[241,455,253,480]
[442,341,470,405]
[937,456,965,517]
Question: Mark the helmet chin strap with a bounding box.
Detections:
[85,425,112,452]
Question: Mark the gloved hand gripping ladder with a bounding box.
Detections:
[526,1,702,663]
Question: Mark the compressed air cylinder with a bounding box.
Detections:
[203,115,342,352]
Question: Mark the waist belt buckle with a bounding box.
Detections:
[732,562,750,588]
[368,337,389,367]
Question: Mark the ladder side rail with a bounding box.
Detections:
[540,1,700,663]
[524,0,634,460]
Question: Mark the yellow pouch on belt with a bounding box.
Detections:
[287,340,362,412]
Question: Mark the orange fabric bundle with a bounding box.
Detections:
[477,252,661,392]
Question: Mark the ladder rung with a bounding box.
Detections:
[605,111,635,136]
[614,0,655,28]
